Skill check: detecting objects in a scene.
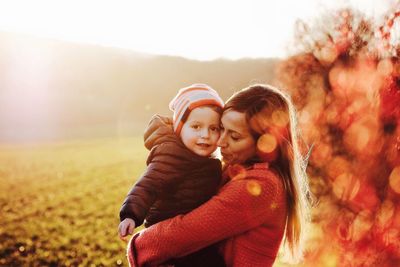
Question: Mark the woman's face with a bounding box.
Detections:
[218,110,257,165]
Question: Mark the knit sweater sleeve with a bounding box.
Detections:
[128,169,284,267]
[119,143,186,226]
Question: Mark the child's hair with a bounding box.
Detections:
[224,84,312,263]
[169,84,224,134]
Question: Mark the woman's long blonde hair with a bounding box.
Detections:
[224,84,312,263]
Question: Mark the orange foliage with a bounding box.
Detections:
[276,5,400,266]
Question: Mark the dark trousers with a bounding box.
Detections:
[168,244,226,267]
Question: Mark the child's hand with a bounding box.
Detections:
[118,218,135,241]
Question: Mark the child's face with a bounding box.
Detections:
[180,106,221,157]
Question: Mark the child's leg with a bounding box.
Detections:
[171,244,226,267]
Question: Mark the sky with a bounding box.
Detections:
[0,0,395,60]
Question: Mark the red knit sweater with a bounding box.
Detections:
[127,163,287,267]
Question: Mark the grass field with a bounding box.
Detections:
[0,137,309,267]
[0,137,148,267]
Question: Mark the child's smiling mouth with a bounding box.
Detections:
[196,143,211,148]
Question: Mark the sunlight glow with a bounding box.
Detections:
[0,40,56,141]
[0,0,392,60]
[389,166,400,194]
[246,180,262,196]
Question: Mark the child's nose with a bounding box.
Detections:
[200,128,210,138]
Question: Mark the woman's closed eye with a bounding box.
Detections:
[230,133,241,141]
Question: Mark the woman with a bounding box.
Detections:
[128,84,312,267]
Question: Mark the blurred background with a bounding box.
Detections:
[1,0,400,266]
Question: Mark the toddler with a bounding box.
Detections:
[119,84,225,266]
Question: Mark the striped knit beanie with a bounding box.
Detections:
[169,84,224,134]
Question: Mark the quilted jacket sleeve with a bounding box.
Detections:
[128,169,284,267]
[119,143,184,226]
[143,115,174,150]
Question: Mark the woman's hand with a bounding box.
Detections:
[118,218,136,241]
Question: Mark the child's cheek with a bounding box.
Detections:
[213,132,221,142]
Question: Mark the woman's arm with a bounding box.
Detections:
[129,169,284,266]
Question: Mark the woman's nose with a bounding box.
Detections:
[217,131,228,147]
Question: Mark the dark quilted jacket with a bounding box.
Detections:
[119,134,222,228]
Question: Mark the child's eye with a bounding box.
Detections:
[191,125,200,130]
[210,126,220,132]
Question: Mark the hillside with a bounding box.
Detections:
[0,31,279,142]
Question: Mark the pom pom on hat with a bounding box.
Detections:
[169,84,224,134]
